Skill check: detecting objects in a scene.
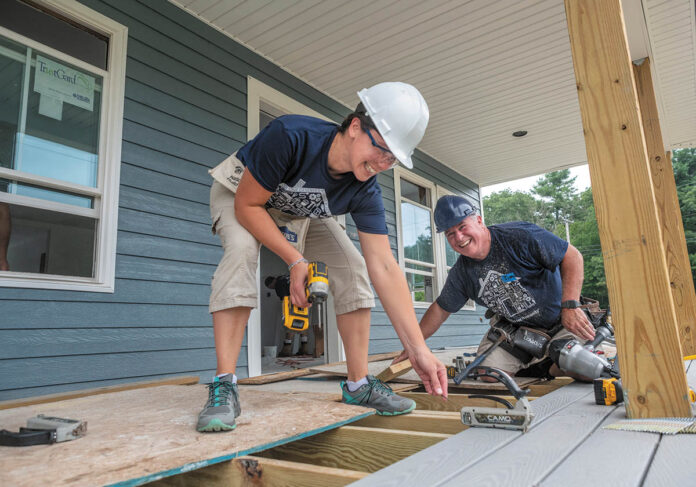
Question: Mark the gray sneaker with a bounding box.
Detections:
[341,375,416,416]
[197,375,241,432]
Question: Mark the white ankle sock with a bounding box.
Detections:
[346,376,368,392]
[215,373,237,383]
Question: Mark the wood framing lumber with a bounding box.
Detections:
[255,425,450,473]
[398,392,521,412]
[564,0,691,417]
[375,359,413,382]
[0,375,199,410]
[237,368,314,385]
[352,410,466,434]
[239,351,400,385]
[151,456,368,487]
[633,57,696,356]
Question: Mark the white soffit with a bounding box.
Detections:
[170,0,696,186]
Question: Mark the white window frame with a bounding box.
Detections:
[0,0,127,293]
[395,167,476,311]
[394,166,438,308]
[245,76,345,377]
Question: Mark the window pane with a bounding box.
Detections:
[400,179,430,206]
[0,34,102,190]
[1,202,95,277]
[445,241,458,267]
[406,271,434,303]
[401,201,433,263]
[1,178,93,208]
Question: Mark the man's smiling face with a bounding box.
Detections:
[445,214,491,260]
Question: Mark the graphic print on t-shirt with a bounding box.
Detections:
[267,179,332,218]
[477,269,539,322]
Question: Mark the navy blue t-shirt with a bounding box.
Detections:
[236,115,387,234]
[436,222,569,329]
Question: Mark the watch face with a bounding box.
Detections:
[562,300,580,309]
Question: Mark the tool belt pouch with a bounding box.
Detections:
[209,152,245,194]
[512,326,551,359]
[487,320,533,363]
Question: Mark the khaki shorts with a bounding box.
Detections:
[208,181,374,315]
[475,322,583,375]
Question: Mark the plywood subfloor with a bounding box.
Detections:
[0,385,373,487]
[310,348,539,390]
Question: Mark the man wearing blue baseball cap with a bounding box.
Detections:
[394,194,599,380]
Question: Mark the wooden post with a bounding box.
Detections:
[633,58,696,356]
[564,0,691,417]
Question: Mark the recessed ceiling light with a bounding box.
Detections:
[512,130,528,137]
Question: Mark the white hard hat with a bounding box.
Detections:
[357,82,429,169]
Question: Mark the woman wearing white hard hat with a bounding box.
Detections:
[198,82,447,432]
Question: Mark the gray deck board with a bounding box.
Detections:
[349,382,592,487]
[437,387,615,486]
[641,359,696,486]
[643,434,696,486]
[354,361,696,487]
[540,406,659,486]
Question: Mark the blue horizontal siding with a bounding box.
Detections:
[0,0,485,399]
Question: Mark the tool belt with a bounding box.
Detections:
[486,296,607,364]
[487,318,562,363]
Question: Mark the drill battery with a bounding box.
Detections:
[594,377,623,405]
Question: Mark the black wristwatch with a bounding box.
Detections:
[560,300,582,309]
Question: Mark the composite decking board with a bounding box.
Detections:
[437,388,615,486]
[640,360,696,485]
[0,386,373,487]
[539,405,658,486]
[350,382,593,487]
[643,434,696,486]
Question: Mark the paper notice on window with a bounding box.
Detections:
[33,55,95,112]
[38,94,63,120]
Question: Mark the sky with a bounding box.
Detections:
[481,164,592,197]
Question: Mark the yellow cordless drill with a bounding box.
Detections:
[265,261,329,332]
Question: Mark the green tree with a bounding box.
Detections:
[483,189,544,225]
[672,148,696,285]
[569,188,609,306]
[531,169,580,235]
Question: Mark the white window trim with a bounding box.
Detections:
[394,166,438,308]
[395,167,476,311]
[0,0,127,293]
[245,76,345,377]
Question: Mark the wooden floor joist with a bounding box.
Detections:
[399,391,521,412]
[255,425,450,473]
[352,409,467,434]
[152,456,368,487]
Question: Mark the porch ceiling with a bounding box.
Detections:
[169,0,696,187]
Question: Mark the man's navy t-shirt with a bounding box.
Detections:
[436,222,569,329]
[236,115,387,235]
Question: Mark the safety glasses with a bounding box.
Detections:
[363,127,398,168]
